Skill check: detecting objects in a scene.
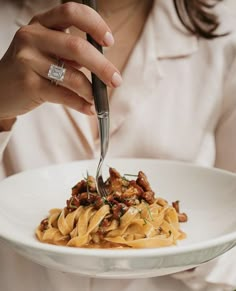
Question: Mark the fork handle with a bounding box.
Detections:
[82,0,109,117]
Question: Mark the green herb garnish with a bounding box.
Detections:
[143,218,148,225]
[124,173,138,178]
[69,199,77,209]
[143,201,154,221]
[102,197,113,207]
[122,176,130,182]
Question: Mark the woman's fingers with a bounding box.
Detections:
[10,45,94,115]
[31,53,93,104]
[35,2,114,47]
[23,2,122,88]
[31,27,122,88]
[39,79,95,115]
[0,1,123,119]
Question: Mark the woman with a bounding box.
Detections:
[0,0,235,290]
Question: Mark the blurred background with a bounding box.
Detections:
[226,0,236,10]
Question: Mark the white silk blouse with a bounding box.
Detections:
[0,0,236,291]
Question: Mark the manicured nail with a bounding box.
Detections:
[90,104,96,115]
[111,72,122,87]
[103,31,114,46]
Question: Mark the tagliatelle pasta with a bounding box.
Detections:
[36,168,188,248]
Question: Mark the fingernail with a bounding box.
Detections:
[90,104,96,115]
[111,72,122,87]
[103,31,114,46]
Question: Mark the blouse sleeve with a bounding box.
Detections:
[215,45,236,172]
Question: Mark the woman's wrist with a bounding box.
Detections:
[0,118,16,132]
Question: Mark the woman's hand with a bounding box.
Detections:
[0,2,121,120]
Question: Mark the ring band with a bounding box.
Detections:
[48,61,66,85]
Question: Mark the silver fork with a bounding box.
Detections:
[83,0,110,197]
[96,113,109,197]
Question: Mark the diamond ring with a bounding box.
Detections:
[48,61,66,85]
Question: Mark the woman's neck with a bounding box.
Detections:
[97,0,141,16]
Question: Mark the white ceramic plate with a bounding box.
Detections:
[0,159,236,279]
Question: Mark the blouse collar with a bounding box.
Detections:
[153,0,198,59]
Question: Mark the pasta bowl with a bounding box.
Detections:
[0,158,235,279]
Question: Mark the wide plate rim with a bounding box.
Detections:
[0,158,236,258]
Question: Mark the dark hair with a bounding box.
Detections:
[173,0,226,39]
